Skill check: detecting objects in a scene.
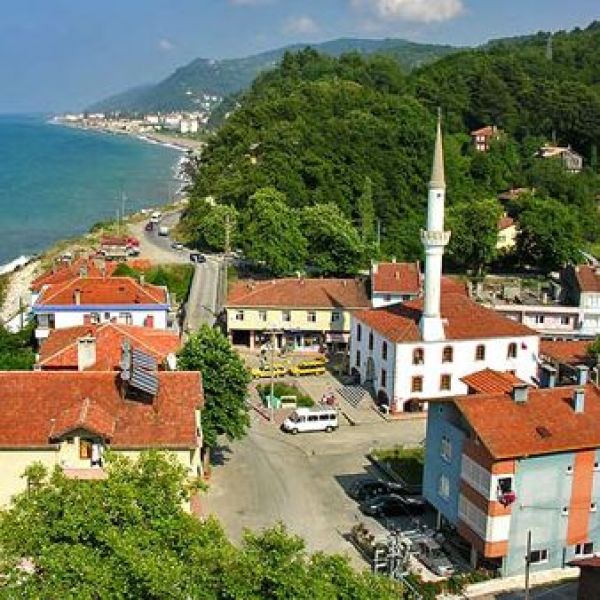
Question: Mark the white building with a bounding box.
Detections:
[349,115,539,412]
[33,277,172,339]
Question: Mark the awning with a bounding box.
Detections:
[326,332,350,343]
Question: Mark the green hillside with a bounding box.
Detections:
[180,22,600,276]
[87,38,458,113]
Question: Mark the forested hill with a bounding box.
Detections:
[87,38,457,113]
[181,22,600,276]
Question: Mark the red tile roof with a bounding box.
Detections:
[0,371,203,449]
[540,340,591,366]
[497,216,515,231]
[471,126,499,137]
[575,265,600,293]
[453,384,600,459]
[372,262,421,294]
[569,556,600,568]
[227,278,370,309]
[354,293,536,343]
[39,323,180,370]
[36,277,168,306]
[441,276,468,296]
[462,369,524,394]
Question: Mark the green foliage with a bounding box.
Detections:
[372,445,424,487]
[516,194,582,270]
[177,325,251,447]
[111,262,139,278]
[257,382,314,407]
[241,188,308,276]
[112,263,194,303]
[447,198,502,274]
[301,203,364,276]
[0,324,35,370]
[0,453,403,599]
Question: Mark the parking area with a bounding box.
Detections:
[201,412,426,567]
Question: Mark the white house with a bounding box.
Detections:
[33,277,172,339]
[349,115,539,412]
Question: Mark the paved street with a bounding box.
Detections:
[128,210,189,264]
[184,257,222,332]
[479,581,577,599]
[202,414,426,566]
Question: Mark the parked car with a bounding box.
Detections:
[145,222,154,231]
[411,536,455,577]
[189,252,206,263]
[288,360,326,377]
[171,241,184,251]
[250,364,287,379]
[158,226,169,236]
[359,493,426,517]
[349,479,406,502]
[281,407,338,435]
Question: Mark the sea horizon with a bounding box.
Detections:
[0,114,182,266]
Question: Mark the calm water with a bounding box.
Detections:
[0,114,181,264]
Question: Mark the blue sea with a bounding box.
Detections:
[0,114,182,265]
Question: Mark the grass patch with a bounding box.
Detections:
[372,445,424,487]
[256,382,314,407]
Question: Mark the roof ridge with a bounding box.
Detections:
[38,325,99,366]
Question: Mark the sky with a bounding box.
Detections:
[1,0,598,113]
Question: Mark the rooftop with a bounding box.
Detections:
[462,369,525,394]
[226,278,370,309]
[497,215,515,231]
[354,293,536,343]
[540,339,591,366]
[372,262,421,294]
[453,384,600,460]
[574,265,600,293]
[0,371,203,449]
[35,277,168,307]
[38,323,180,370]
[471,125,499,137]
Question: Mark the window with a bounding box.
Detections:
[380,369,387,389]
[567,464,574,474]
[258,310,267,322]
[119,312,132,325]
[90,312,101,325]
[368,332,374,351]
[382,341,388,360]
[535,315,545,325]
[413,348,424,365]
[440,374,452,392]
[355,350,361,368]
[575,542,594,556]
[357,324,362,342]
[475,345,485,361]
[529,549,548,564]
[307,311,317,323]
[561,316,570,325]
[441,436,452,462]
[438,475,450,499]
[561,506,569,516]
[411,376,423,393]
[442,346,453,363]
[235,310,244,321]
[595,461,600,472]
[282,310,291,322]
[79,439,92,460]
[308,415,318,422]
[591,503,597,512]
[384,294,392,302]
[331,311,341,322]
[507,343,517,359]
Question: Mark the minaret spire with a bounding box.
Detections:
[419,109,450,342]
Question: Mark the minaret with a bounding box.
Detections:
[419,110,450,342]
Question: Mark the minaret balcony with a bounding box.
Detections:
[420,230,451,246]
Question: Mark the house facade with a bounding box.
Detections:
[424,382,600,576]
[33,277,172,339]
[225,278,370,351]
[539,145,583,173]
[471,126,501,152]
[371,261,421,308]
[0,370,204,507]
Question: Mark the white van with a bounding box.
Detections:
[282,407,338,434]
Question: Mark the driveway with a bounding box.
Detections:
[202,415,426,566]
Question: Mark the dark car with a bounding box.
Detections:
[360,493,426,517]
[145,222,154,231]
[349,479,405,502]
[189,252,206,263]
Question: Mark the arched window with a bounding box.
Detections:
[382,341,388,360]
[356,324,362,342]
[368,332,374,350]
[413,347,424,365]
[507,343,517,359]
[442,346,453,363]
[475,345,485,361]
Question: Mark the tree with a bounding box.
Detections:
[447,198,502,274]
[192,200,239,252]
[177,325,250,448]
[0,453,403,599]
[357,176,376,246]
[240,188,307,276]
[516,195,582,271]
[301,203,364,276]
[0,324,35,370]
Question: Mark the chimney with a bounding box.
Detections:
[74,288,82,305]
[372,261,378,275]
[139,273,145,286]
[576,365,589,386]
[79,263,88,278]
[394,271,400,279]
[511,383,529,404]
[573,387,585,413]
[77,337,96,371]
[540,364,557,388]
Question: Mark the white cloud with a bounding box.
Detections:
[158,38,175,51]
[352,0,464,23]
[283,15,320,35]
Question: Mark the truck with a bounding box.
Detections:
[158,226,169,237]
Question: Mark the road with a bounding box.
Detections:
[128,211,189,264]
[202,415,426,566]
[491,582,577,600]
[184,257,222,332]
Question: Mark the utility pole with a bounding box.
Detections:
[224,213,231,256]
[376,218,382,252]
[524,530,532,600]
[269,329,276,422]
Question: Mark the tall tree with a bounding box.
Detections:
[357,176,376,246]
[178,325,250,449]
[301,203,364,276]
[240,188,307,276]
